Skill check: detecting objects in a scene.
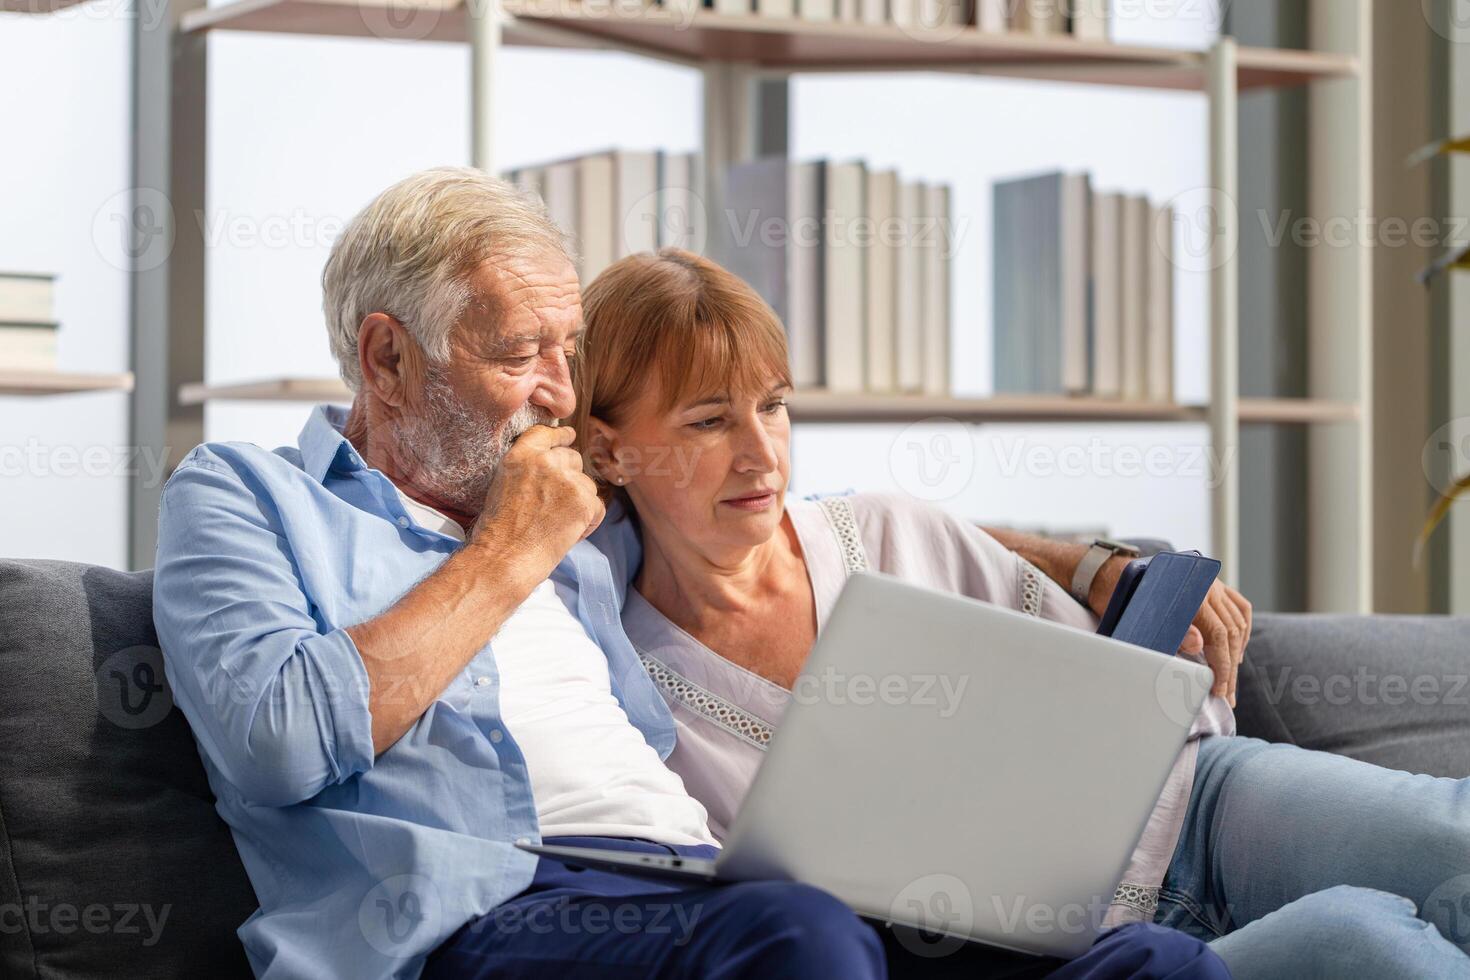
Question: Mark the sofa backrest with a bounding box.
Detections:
[0,559,256,979]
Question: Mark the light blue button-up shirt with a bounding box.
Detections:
[152,404,675,980]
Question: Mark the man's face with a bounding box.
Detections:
[397,251,583,514]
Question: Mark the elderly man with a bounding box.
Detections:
[152,167,1225,980]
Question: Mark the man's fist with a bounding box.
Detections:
[470,425,605,578]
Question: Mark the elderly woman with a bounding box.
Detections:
[578,248,1470,980]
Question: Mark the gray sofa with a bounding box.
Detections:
[2,558,1469,979]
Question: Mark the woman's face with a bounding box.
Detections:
[595,378,793,560]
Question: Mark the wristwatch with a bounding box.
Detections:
[1069,538,1143,605]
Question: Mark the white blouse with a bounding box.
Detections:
[619,492,1235,927]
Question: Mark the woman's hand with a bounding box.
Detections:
[1177,581,1252,707]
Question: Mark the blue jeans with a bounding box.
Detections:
[425,837,1226,979]
[1158,736,1470,978]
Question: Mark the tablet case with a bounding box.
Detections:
[1103,551,1222,656]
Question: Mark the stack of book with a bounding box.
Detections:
[993,172,1174,403]
[0,272,58,372]
[511,151,954,398]
[679,0,1108,41]
[508,150,702,284]
[724,158,952,396]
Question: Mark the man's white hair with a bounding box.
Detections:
[322,166,573,392]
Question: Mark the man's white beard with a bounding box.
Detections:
[398,367,551,515]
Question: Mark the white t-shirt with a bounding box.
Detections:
[394,488,716,847]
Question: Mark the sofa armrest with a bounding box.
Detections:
[1235,612,1470,778]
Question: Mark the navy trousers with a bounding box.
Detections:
[424,838,1228,980]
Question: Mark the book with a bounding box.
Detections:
[864,170,899,393]
[0,273,55,324]
[859,0,885,24]
[714,0,749,13]
[1090,191,1122,397]
[889,0,915,27]
[993,172,1088,395]
[921,183,951,396]
[577,152,616,281]
[0,321,59,372]
[787,161,827,388]
[1119,195,1149,401]
[657,152,703,251]
[976,0,1006,31]
[895,180,925,393]
[824,161,867,393]
[542,159,580,263]
[1147,203,1175,403]
[614,150,660,258]
[837,0,860,19]
[1012,0,1065,33]
[1069,0,1108,41]
[800,0,835,21]
[726,157,792,326]
[758,0,795,16]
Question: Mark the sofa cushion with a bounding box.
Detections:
[1236,612,1470,778]
[0,560,256,980]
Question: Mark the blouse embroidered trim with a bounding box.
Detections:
[1110,883,1160,918]
[638,652,775,751]
[816,496,871,575]
[1018,559,1043,617]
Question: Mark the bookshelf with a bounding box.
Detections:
[0,370,134,396]
[131,0,1373,612]
[1,0,92,10]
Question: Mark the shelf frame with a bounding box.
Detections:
[0,370,135,396]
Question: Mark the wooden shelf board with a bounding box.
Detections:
[0,370,135,396]
[179,0,1357,91]
[1,0,92,11]
[176,378,1360,425]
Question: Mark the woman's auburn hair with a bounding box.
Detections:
[570,248,793,491]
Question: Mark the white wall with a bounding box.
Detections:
[2,1,1219,565]
[0,4,133,566]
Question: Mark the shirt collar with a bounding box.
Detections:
[297,403,360,484]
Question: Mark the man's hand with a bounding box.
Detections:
[471,424,606,578]
[1177,581,1252,707]
[348,425,604,756]
[1093,556,1251,706]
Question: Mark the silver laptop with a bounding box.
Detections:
[519,571,1212,959]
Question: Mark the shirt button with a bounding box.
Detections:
[489,729,504,743]
[397,516,410,528]
[475,676,490,688]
